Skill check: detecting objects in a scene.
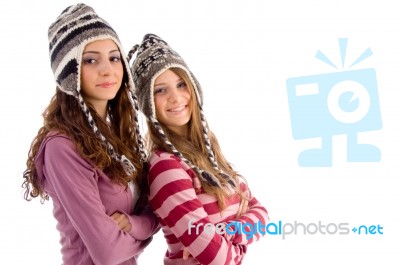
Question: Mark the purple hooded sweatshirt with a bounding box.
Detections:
[35,133,159,265]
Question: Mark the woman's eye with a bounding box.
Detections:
[177,82,187,89]
[154,88,166,94]
[110,56,121,62]
[83,58,96,64]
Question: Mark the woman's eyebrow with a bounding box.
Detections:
[83,49,119,55]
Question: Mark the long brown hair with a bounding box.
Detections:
[147,68,246,209]
[22,82,143,202]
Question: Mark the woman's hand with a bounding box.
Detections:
[237,198,249,217]
[110,212,132,233]
[182,247,191,260]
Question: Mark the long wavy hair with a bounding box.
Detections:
[146,68,246,209]
[22,75,143,202]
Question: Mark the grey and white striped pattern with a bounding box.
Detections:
[130,34,203,119]
[130,34,236,187]
[48,4,124,95]
[47,3,141,175]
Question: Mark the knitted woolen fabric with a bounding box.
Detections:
[48,3,145,174]
[130,34,235,187]
[49,3,135,95]
[130,34,203,118]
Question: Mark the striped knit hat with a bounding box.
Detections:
[129,34,235,188]
[48,3,146,174]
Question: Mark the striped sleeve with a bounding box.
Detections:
[148,152,245,265]
[225,181,269,245]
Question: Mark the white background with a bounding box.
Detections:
[1,0,399,264]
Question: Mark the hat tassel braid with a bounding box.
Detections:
[77,94,136,175]
[128,91,148,162]
[199,107,236,187]
[150,117,224,187]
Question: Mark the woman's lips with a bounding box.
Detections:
[98,82,116,88]
[168,106,186,112]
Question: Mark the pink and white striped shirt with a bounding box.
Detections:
[148,150,269,265]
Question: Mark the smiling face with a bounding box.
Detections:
[153,69,192,137]
[80,39,123,118]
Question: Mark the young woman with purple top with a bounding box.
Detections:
[22,4,158,265]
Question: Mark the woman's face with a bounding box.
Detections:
[80,39,123,114]
[153,69,191,137]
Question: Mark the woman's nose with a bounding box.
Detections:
[99,60,112,75]
[168,88,180,102]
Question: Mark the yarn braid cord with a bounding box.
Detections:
[77,93,136,175]
[126,46,148,163]
[127,44,139,65]
[150,117,224,187]
[128,92,148,162]
[199,107,236,187]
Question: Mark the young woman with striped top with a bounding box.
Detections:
[129,33,269,265]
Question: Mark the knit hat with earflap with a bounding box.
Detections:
[128,33,235,188]
[48,3,146,174]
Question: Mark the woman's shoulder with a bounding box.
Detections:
[40,131,74,151]
[148,149,180,164]
[37,131,85,163]
[147,149,191,175]
[35,132,91,180]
